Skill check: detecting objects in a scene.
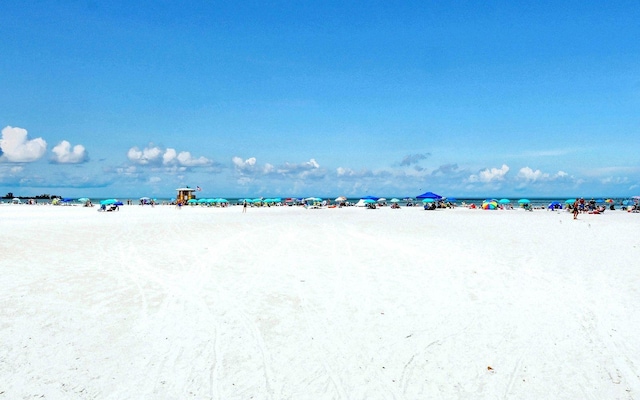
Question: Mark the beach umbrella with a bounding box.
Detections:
[565,198,576,204]
[77,197,90,203]
[377,197,387,202]
[605,199,614,203]
[363,199,376,204]
[114,201,124,206]
[416,191,442,199]
[335,196,347,202]
[498,198,511,204]
[482,199,498,210]
[447,197,457,202]
[100,199,117,205]
[187,199,197,204]
[390,198,400,203]
[422,198,435,203]
[361,195,380,201]
[518,199,531,204]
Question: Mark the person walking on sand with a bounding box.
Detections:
[242,200,247,213]
[573,200,579,219]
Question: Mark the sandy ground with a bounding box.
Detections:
[1,204,639,399]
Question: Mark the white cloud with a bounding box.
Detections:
[176,151,211,167]
[51,140,88,163]
[517,166,549,182]
[162,148,177,165]
[127,145,163,165]
[263,163,275,173]
[517,167,570,182]
[128,145,211,167]
[468,164,510,183]
[232,156,257,171]
[337,167,356,177]
[276,158,320,174]
[0,126,47,162]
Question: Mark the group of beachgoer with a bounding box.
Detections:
[569,198,616,219]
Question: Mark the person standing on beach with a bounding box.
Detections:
[573,200,579,219]
[242,200,247,213]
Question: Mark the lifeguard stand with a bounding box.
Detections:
[176,187,196,203]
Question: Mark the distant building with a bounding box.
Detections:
[176,187,196,203]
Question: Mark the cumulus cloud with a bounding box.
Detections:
[517,167,569,182]
[517,167,548,182]
[232,156,327,181]
[176,151,211,167]
[51,140,88,164]
[0,126,47,162]
[468,164,510,183]
[127,145,163,165]
[232,156,257,171]
[127,144,212,168]
[399,153,430,166]
[337,167,356,177]
[275,158,320,175]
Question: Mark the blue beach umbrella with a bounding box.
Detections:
[100,199,117,205]
[498,198,511,204]
[416,191,442,199]
[422,198,435,203]
[565,198,576,204]
[518,199,531,204]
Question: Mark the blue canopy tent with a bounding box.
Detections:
[548,201,563,209]
[416,191,443,200]
[361,195,380,201]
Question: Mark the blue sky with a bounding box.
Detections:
[1,1,639,199]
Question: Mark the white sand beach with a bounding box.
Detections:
[1,204,639,399]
